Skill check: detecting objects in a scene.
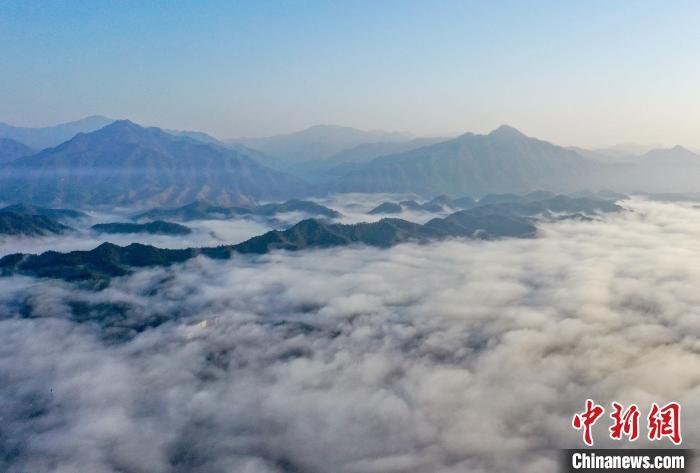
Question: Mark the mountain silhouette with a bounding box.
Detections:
[0,120,305,207]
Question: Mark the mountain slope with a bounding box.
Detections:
[0,138,35,164]
[604,146,700,192]
[320,125,599,196]
[0,120,306,207]
[0,212,538,284]
[321,137,448,165]
[135,199,340,222]
[0,195,621,285]
[291,137,449,179]
[232,125,413,165]
[0,212,72,236]
[91,221,192,235]
[134,201,252,221]
[164,129,223,146]
[0,213,534,283]
[0,116,114,150]
[368,195,477,214]
[253,199,341,218]
[0,203,88,222]
[639,146,700,166]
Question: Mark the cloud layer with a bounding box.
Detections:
[2,198,700,473]
[0,193,448,258]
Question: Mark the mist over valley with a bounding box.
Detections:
[3,2,699,470]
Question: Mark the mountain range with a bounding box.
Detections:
[134,199,340,222]
[0,211,73,236]
[231,125,413,166]
[289,137,449,178]
[91,221,192,235]
[0,120,305,207]
[241,124,700,195]
[0,214,532,284]
[0,203,88,222]
[0,115,114,150]
[369,195,477,214]
[0,195,621,285]
[317,125,601,195]
[639,145,700,166]
[0,138,35,164]
[2,117,700,207]
[0,204,90,236]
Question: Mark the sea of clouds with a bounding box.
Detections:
[0,193,444,258]
[1,198,700,472]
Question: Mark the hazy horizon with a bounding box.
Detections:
[0,115,696,154]
[1,1,699,149]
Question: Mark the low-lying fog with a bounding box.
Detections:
[314,193,455,224]
[0,194,445,257]
[0,216,272,257]
[2,198,700,472]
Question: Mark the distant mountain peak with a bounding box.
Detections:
[643,145,698,158]
[303,124,358,132]
[671,144,692,153]
[0,137,35,163]
[100,119,145,132]
[109,118,137,127]
[488,125,527,139]
[232,124,414,164]
[68,119,152,145]
[0,119,305,207]
[0,115,115,150]
[75,115,113,124]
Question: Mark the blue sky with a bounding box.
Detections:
[1,0,699,147]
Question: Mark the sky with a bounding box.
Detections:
[0,0,699,148]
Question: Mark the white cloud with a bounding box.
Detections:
[1,198,699,472]
[0,212,273,257]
